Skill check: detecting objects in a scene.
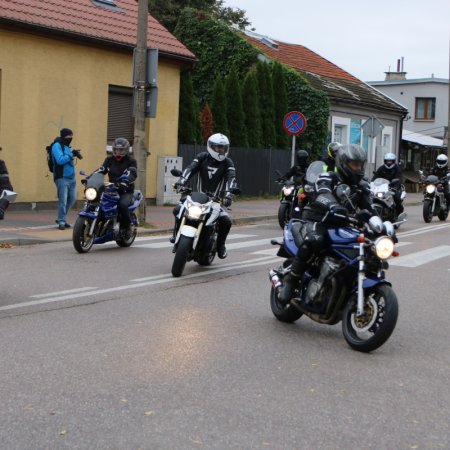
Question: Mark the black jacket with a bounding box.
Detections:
[283,165,307,186]
[430,165,450,180]
[302,172,374,225]
[372,164,402,182]
[96,155,137,192]
[182,152,237,196]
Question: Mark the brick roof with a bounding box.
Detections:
[0,0,196,61]
[243,33,406,114]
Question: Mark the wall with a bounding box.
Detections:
[0,28,180,205]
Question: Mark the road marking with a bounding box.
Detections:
[30,287,98,298]
[398,223,450,238]
[0,257,279,312]
[389,245,450,267]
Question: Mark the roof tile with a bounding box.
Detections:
[0,0,196,60]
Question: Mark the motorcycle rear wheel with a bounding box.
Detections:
[342,284,398,353]
[116,226,137,247]
[270,286,303,323]
[278,203,291,229]
[171,235,193,277]
[73,217,95,253]
[438,207,448,221]
[423,199,433,223]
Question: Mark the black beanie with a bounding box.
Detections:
[60,128,73,138]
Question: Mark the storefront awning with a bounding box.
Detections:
[402,129,444,147]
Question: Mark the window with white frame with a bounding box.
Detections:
[331,116,350,144]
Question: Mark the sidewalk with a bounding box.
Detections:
[0,193,423,246]
[0,198,281,246]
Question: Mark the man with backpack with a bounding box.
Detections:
[50,128,79,230]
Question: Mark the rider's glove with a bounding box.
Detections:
[222,195,232,208]
[116,180,129,193]
[355,209,372,226]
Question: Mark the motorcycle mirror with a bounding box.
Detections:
[171,169,182,177]
[336,184,351,200]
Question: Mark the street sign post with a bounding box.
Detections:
[283,111,307,165]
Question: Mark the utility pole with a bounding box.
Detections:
[133,0,149,222]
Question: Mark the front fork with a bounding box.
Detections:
[356,241,365,316]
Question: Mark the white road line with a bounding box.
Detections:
[30,287,99,298]
[389,245,450,267]
[0,257,279,312]
[398,223,450,238]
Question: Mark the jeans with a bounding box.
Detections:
[55,177,77,224]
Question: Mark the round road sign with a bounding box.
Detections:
[283,111,307,135]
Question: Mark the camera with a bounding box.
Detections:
[72,149,83,160]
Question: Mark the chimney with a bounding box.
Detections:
[385,57,407,81]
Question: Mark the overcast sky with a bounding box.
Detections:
[223,0,450,82]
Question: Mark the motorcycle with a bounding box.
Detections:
[268,184,399,353]
[275,164,318,229]
[418,170,450,223]
[0,189,18,219]
[370,177,407,228]
[170,169,239,278]
[72,171,143,253]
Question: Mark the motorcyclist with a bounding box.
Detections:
[278,144,375,304]
[279,149,310,186]
[372,152,404,215]
[322,142,342,172]
[171,133,238,259]
[430,154,450,209]
[0,159,13,219]
[94,138,137,238]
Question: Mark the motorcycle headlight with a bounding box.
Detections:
[186,200,207,220]
[376,192,384,199]
[282,186,294,196]
[85,187,98,201]
[374,237,394,260]
[426,184,435,194]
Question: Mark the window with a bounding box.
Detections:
[415,98,436,120]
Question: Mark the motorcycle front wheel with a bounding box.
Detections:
[342,284,398,353]
[278,203,291,229]
[270,286,303,323]
[73,216,95,253]
[423,199,433,223]
[171,235,193,277]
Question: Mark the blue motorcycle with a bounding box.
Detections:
[73,171,143,253]
[269,190,399,352]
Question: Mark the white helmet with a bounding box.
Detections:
[207,133,230,162]
[436,154,448,168]
[383,152,396,169]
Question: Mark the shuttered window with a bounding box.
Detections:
[107,86,134,145]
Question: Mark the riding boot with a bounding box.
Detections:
[217,215,232,259]
[278,256,307,304]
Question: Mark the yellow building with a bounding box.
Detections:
[0,0,196,206]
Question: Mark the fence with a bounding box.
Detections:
[178,144,292,197]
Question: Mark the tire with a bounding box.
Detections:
[73,216,95,253]
[197,233,216,266]
[438,205,449,221]
[116,225,137,247]
[270,286,303,323]
[423,199,433,223]
[342,284,398,353]
[278,203,291,229]
[171,235,193,277]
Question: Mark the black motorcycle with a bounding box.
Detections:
[418,170,450,223]
[370,177,407,228]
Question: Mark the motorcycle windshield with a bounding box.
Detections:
[370,178,390,194]
[85,172,105,190]
[425,175,439,184]
[305,161,325,185]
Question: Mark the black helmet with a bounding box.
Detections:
[112,137,130,160]
[336,144,367,185]
[296,149,309,167]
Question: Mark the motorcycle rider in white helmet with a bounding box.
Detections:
[372,152,404,215]
[171,133,238,259]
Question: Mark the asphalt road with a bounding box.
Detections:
[0,204,449,449]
